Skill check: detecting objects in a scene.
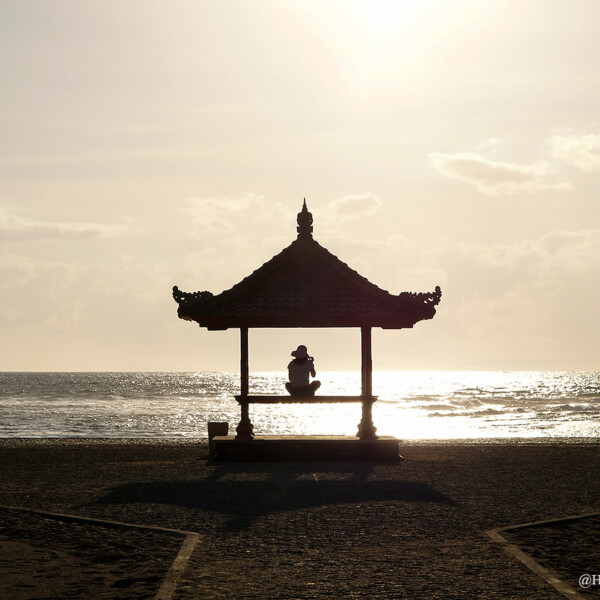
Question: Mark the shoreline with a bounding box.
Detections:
[0,435,598,445]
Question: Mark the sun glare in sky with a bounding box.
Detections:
[288,0,498,91]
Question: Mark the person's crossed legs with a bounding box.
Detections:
[285,380,321,397]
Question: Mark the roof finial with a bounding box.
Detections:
[297,198,313,238]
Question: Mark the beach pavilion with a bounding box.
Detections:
[172,201,441,457]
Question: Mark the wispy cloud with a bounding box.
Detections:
[476,137,505,156]
[548,132,600,172]
[183,193,290,235]
[431,229,600,287]
[0,208,128,242]
[425,229,600,362]
[429,152,570,196]
[326,193,382,221]
[0,254,36,288]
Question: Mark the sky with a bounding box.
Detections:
[1,0,600,372]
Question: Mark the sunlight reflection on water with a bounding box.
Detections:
[0,371,598,439]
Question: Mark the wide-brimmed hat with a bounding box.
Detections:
[291,345,308,358]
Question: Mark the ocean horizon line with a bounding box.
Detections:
[1,368,597,374]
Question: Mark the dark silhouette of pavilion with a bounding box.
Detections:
[173,200,441,453]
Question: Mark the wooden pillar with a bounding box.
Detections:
[361,326,372,397]
[357,326,378,439]
[240,326,249,396]
[235,326,254,439]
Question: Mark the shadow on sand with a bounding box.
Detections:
[93,463,455,530]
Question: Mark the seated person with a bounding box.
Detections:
[285,345,321,396]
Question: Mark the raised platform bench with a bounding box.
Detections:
[235,395,377,404]
[234,395,379,441]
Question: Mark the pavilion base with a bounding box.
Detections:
[211,435,403,462]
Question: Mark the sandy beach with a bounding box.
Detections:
[1,438,599,599]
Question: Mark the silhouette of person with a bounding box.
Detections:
[285,345,321,396]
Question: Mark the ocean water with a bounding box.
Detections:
[0,371,598,440]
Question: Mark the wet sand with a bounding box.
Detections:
[0,438,599,599]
